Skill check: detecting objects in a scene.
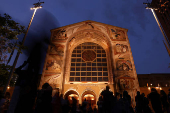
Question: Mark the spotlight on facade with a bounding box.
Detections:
[148,87,151,90]
[7,86,10,89]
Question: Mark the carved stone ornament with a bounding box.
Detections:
[115,44,128,54]
[110,29,126,41]
[49,44,65,56]
[118,77,135,90]
[85,32,93,39]
[44,74,61,85]
[52,29,68,41]
[45,55,63,73]
[116,60,132,71]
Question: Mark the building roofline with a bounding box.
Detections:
[50,20,128,32]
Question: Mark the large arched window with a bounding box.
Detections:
[69,42,108,82]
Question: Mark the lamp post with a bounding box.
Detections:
[2,2,44,95]
[143,2,170,56]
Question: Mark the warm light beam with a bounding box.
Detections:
[151,9,170,51]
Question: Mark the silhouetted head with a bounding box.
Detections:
[115,92,120,98]
[42,83,50,89]
[141,93,145,97]
[72,97,76,101]
[151,88,157,92]
[60,94,63,98]
[99,96,103,101]
[123,90,128,98]
[55,92,59,97]
[106,85,110,91]
[47,84,52,91]
[137,91,140,96]
[84,98,86,101]
[120,94,122,98]
[160,90,167,96]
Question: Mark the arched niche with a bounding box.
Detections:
[81,90,97,108]
[64,90,79,104]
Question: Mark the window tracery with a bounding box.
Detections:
[70,42,108,82]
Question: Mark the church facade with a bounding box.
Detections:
[39,20,140,104]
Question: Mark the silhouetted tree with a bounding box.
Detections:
[0,13,25,86]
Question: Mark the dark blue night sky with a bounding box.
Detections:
[0,0,170,74]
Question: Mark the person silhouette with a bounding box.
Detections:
[51,91,62,113]
[160,90,169,113]
[71,97,77,113]
[168,89,170,103]
[97,96,103,113]
[87,103,93,113]
[148,88,163,113]
[122,90,133,113]
[82,98,88,113]
[135,91,142,113]
[141,93,152,113]
[35,83,53,113]
[101,86,113,113]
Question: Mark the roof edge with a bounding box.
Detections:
[50,20,128,32]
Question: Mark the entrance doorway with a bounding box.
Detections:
[82,90,96,109]
[64,90,79,105]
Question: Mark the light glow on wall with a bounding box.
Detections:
[69,94,78,97]
[148,87,151,90]
[84,94,94,98]
[156,87,159,89]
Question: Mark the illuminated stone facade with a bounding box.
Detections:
[40,20,140,104]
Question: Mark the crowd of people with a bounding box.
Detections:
[1,83,170,113]
[33,84,170,113]
[34,84,131,113]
